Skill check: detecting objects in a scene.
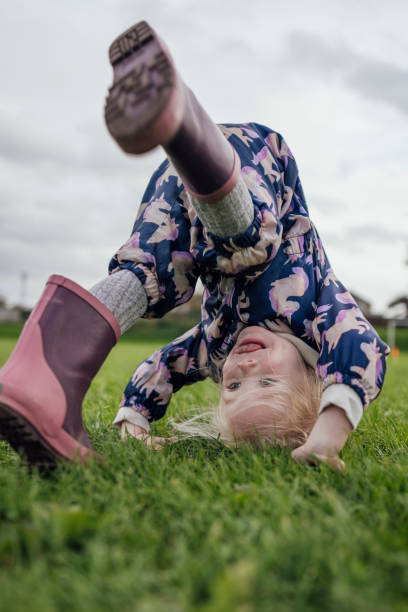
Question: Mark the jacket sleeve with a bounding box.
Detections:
[311,266,389,428]
[109,158,200,319]
[112,324,209,431]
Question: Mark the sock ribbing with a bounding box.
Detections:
[90,269,147,335]
[187,175,254,237]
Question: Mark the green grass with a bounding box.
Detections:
[1,333,408,611]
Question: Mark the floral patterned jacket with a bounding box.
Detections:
[109,123,389,431]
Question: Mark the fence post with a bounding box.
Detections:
[387,319,396,350]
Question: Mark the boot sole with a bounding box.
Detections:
[0,401,63,470]
[104,21,182,154]
[0,392,99,469]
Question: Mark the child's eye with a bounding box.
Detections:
[227,382,241,390]
[260,378,276,386]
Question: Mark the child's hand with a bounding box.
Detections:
[291,404,352,473]
[120,420,178,450]
[291,443,345,472]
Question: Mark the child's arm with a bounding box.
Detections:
[306,254,388,437]
[112,323,209,435]
[292,249,390,470]
[291,404,352,471]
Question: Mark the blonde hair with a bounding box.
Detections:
[171,365,322,449]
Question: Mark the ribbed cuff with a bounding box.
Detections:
[90,269,147,334]
[188,175,254,237]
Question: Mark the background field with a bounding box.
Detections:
[1,325,408,611]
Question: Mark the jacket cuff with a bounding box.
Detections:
[112,407,150,432]
[319,384,363,430]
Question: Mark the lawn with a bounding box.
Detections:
[1,328,408,611]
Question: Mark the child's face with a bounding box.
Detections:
[222,326,306,412]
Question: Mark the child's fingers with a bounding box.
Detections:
[312,453,345,473]
[144,436,180,451]
[120,421,129,442]
[120,421,147,442]
[291,446,318,466]
[120,422,179,449]
[291,446,345,473]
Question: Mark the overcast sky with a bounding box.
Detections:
[1,0,407,313]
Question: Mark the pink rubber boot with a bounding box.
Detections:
[0,275,120,467]
[104,21,240,203]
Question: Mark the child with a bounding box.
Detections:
[0,21,389,470]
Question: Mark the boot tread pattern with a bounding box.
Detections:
[105,50,173,139]
[0,402,59,470]
[105,52,172,122]
[109,21,153,66]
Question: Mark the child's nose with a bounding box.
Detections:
[238,357,258,372]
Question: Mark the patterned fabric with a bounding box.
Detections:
[109,122,389,424]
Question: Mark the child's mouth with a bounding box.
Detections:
[235,339,265,354]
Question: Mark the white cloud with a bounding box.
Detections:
[284,31,408,116]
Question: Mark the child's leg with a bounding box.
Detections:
[105,21,254,238]
[89,269,147,334]
[186,176,253,238]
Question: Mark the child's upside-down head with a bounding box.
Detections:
[174,326,322,449]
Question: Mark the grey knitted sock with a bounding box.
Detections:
[188,175,254,237]
[89,269,147,335]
